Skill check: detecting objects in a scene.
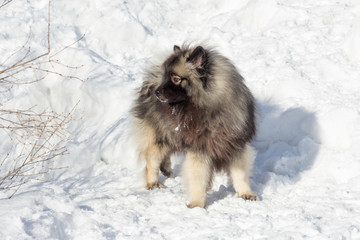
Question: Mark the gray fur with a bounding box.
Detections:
[131,44,258,207]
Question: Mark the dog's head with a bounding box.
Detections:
[155,45,211,106]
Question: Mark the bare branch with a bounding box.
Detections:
[0,0,13,9]
[0,0,84,197]
[0,1,86,87]
[50,34,85,58]
[0,32,32,67]
[0,104,78,194]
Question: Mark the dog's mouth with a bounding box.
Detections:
[156,94,168,103]
[169,100,185,107]
[156,94,185,106]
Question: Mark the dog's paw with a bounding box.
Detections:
[239,191,259,201]
[146,182,165,190]
[186,201,205,209]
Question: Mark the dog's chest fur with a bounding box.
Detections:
[159,102,241,169]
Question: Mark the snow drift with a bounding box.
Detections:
[1,0,360,239]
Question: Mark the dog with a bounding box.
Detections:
[131,44,258,208]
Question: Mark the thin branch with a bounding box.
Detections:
[28,66,85,82]
[48,0,51,53]
[0,1,86,85]
[0,0,13,9]
[0,32,32,67]
[0,0,84,197]
[50,34,85,58]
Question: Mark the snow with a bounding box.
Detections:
[1,0,360,239]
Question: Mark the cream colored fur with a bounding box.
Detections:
[182,151,213,208]
[228,144,258,200]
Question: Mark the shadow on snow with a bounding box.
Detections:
[206,100,320,205]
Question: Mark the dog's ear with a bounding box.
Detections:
[188,46,206,69]
[173,45,181,52]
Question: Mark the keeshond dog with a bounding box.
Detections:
[131,44,258,208]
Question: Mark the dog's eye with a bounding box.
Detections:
[171,75,182,85]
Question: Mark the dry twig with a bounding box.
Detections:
[0,103,78,197]
[0,0,12,9]
[0,1,86,89]
[0,0,83,197]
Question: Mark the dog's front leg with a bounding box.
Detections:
[183,151,213,208]
[145,143,167,190]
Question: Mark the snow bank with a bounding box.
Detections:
[1,0,360,239]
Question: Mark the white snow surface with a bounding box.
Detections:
[1,0,360,239]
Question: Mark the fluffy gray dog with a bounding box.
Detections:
[131,44,258,208]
